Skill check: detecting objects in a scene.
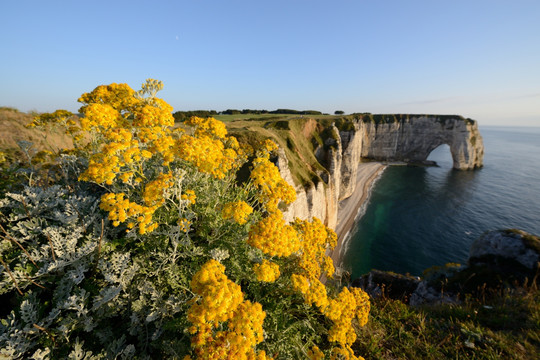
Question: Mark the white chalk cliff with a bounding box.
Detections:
[279,115,484,229]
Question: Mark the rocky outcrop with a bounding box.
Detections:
[469,229,540,271]
[410,230,539,305]
[351,270,420,302]
[279,115,484,228]
[352,230,540,306]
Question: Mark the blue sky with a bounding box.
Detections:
[1,0,539,126]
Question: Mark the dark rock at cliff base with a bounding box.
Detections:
[406,160,438,167]
[414,230,540,305]
[352,229,540,306]
[469,229,540,271]
[449,229,540,292]
[351,270,420,303]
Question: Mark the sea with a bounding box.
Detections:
[342,126,540,278]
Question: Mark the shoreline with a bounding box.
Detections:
[331,162,387,268]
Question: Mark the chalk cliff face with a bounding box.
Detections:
[359,116,484,170]
[279,115,484,228]
[279,146,339,230]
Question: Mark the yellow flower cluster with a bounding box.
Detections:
[79,128,143,185]
[324,287,358,346]
[262,139,278,153]
[288,218,370,360]
[80,103,123,130]
[188,260,244,329]
[27,109,74,128]
[307,345,324,360]
[187,260,271,359]
[291,279,370,357]
[78,82,139,113]
[292,281,370,358]
[185,116,228,139]
[26,109,84,145]
[247,210,300,257]
[291,274,329,309]
[74,80,245,234]
[350,287,370,327]
[325,287,370,359]
[176,135,237,179]
[99,192,158,233]
[142,172,173,206]
[253,260,280,283]
[293,217,337,279]
[133,102,174,128]
[221,201,253,225]
[256,139,278,158]
[178,218,192,233]
[250,156,296,212]
[181,189,197,205]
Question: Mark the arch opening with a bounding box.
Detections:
[427,144,453,168]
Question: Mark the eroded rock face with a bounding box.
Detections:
[338,124,363,200]
[360,117,484,170]
[469,229,540,270]
[278,148,338,229]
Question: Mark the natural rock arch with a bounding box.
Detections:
[426,143,452,166]
[359,116,484,170]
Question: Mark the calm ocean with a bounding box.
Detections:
[342,126,540,278]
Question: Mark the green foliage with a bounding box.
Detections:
[352,113,469,126]
[0,82,364,359]
[173,110,218,122]
[353,287,540,359]
[333,118,356,132]
[0,151,330,358]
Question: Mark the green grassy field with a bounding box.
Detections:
[213,113,339,122]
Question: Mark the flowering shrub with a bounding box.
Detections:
[0,79,370,359]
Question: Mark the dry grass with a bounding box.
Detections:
[0,109,74,163]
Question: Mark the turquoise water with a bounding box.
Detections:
[342,126,540,278]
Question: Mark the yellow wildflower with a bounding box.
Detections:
[293,217,337,279]
[247,210,300,257]
[186,260,270,359]
[221,200,253,225]
[307,345,325,360]
[250,156,296,212]
[253,260,280,283]
[181,190,197,205]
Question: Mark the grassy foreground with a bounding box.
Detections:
[351,285,540,359]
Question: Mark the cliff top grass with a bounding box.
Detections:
[225,116,330,189]
[351,113,476,125]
